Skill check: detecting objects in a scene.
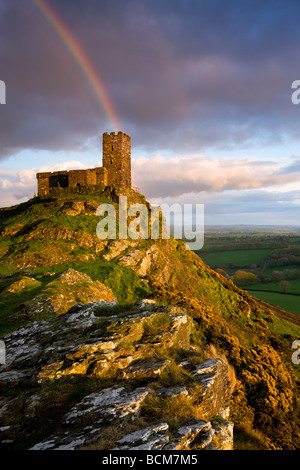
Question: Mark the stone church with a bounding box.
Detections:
[36,131,131,196]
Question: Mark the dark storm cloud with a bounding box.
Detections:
[1,0,300,159]
[0,1,107,158]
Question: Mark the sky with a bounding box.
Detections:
[0,0,300,226]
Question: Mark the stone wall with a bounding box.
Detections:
[37,168,109,196]
[36,172,51,195]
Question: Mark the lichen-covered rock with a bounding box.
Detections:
[15,269,117,317]
[2,277,41,294]
[122,359,171,380]
[118,245,171,282]
[181,358,232,420]
[164,420,213,450]
[56,268,93,284]
[119,249,145,268]
[137,246,160,276]
[134,299,157,310]
[0,300,233,450]
[114,423,169,450]
[211,418,234,450]
[59,200,86,216]
[103,240,138,261]
[30,386,150,450]
[30,428,103,451]
[63,386,150,427]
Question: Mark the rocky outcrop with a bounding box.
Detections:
[0,191,299,451]
[182,358,231,420]
[119,245,171,282]
[58,199,100,216]
[114,423,169,450]
[0,299,233,451]
[31,386,151,450]
[1,268,117,319]
[2,276,41,294]
[103,240,138,261]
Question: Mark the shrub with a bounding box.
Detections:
[231,270,257,287]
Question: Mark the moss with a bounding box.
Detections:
[142,313,172,339]
[93,303,135,317]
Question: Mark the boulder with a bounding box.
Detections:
[31,386,151,450]
[18,269,117,316]
[122,359,171,380]
[114,423,169,450]
[164,420,213,450]
[211,418,234,450]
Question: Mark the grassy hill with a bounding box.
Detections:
[0,187,299,450]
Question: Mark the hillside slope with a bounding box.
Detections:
[0,187,299,450]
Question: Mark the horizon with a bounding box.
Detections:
[0,0,300,226]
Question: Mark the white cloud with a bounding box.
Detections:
[132,153,300,198]
[0,161,85,208]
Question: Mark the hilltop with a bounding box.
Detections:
[0,186,299,450]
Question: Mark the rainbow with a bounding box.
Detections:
[32,0,121,131]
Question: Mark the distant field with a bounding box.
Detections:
[197,231,300,315]
[200,248,271,267]
[249,278,300,295]
[263,265,300,276]
[249,290,300,316]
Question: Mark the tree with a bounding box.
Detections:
[272,270,284,282]
[232,270,257,287]
[279,280,290,293]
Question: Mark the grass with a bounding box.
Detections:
[250,278,300,295]
[249,290,300,316]
[72,259,152,304]
[50,214,100,235]
[263,264,300,276]
[140,386,203,432]
[93,302,134,317]
[142,313,172,339]
[267,313,300,338]
[0,276,54,334]
[233,424,271,450]
[0,258,151,334]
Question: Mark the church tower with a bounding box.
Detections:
[102,131,131,188]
